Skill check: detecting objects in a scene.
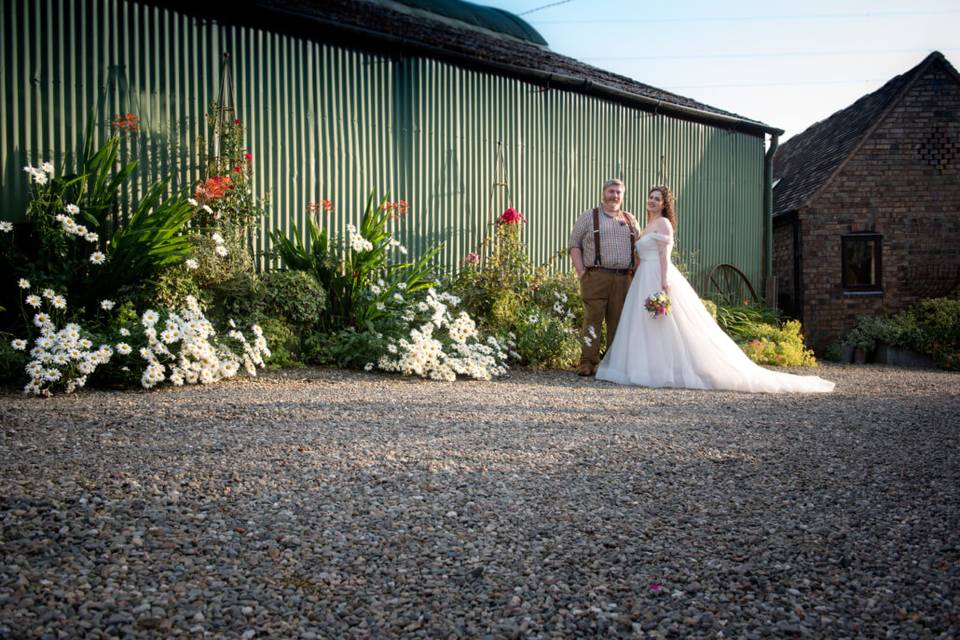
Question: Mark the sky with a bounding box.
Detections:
[479,0,959,141]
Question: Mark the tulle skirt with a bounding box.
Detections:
[595,259,835,393]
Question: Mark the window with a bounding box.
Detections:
[842,233,883,292]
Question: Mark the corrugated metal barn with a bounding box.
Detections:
[1,0,783,294]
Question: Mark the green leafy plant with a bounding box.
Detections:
[259,270,327,328]
[270,192,439,332]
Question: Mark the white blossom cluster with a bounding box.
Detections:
[14,288,113,396]
[23,161,54,185]
[212,232,229,257]
[552,290,575,321]
[134,296,269,389]
[375,288,510,381]
[347,223,374,252]
[50,204,106,264]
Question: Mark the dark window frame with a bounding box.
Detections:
[841,233,883,293]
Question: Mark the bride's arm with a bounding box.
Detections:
[656,223,674,293]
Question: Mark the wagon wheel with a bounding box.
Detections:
[707,263,760,306]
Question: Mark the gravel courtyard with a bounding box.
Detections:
[2,364,958,639]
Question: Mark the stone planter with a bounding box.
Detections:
[873,343,936,368]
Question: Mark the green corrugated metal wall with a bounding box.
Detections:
[1,0,765,292]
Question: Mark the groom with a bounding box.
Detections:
[568,179,641,376]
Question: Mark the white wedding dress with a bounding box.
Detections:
[595,232,835,393]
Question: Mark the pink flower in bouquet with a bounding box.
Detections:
[498,207,525,225]
[649,582,663,593]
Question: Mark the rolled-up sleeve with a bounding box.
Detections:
[568,210,590,250]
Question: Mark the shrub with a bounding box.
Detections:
[259,270,327,328]
[738,320,817,367]
[257,317,302,368]
[445,213,581,368]
[271,192,437,332]
[841,297,960,370]
[302,327,390,369]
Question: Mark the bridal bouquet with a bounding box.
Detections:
[644,290,672,318]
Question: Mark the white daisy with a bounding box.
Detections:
[89,251,106,265]
[65,204,80,215]
[214,245,228,257]
[100,299,115,311]
[18,278,30,289]
[185,258,199,270]
[25,294,42,307]
[0,221,13,232]
[10,339,27,351]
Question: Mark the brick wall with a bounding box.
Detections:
[800,60,960,350]
[772,217,796,316]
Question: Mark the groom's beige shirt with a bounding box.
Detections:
[568,207,640,270]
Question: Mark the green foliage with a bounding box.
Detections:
[445,219,582,369]
[0,337,29,383]
[821,342,845,363]
[707,301,817,367]
[12,110,195,318]
[714,302,782,339]
[302,327,389,369]
[737,319,817,367]
[149,264,204,311]
[701,298,718,320]
[271,192,438,332]
[512,304,581,369]
[258,317,303,368]
[843,316,903,352]
[259,270,327,328]
[194,102,265,235]
[842,297,960,370]
[207,272,263,323]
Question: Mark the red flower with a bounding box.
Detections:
[649,583,662,593]
[234,165,243,173]
[322,198,333,212]
[498,207,525,225]
[234,118,241,125]
[245,152,253,163]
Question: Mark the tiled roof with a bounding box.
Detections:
[773,51,951,215]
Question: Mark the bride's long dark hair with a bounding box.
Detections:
[648,185,677,231]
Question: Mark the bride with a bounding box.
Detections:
[595,185,835,393]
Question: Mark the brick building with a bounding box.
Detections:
[772,51,960,352]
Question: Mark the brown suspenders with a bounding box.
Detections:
[591,207,636,270]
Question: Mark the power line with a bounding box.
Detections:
[530,9,960,24]
[582,47,959,62]
[663,78,889,90]
[518,0,574,17]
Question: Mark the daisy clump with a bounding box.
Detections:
[17,290,113,396]
[122,295,270,390]
[376,288,511,381]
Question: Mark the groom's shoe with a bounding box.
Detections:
[577,363,594,377]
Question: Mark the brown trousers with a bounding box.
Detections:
[579,270,632,367]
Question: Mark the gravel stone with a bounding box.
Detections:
[1,364,958,638]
